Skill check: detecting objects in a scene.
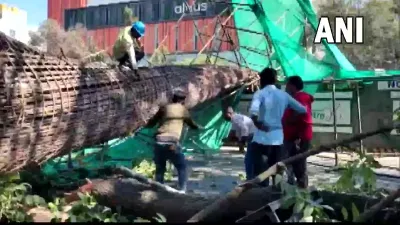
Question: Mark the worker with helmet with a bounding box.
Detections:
[113,21,146,71]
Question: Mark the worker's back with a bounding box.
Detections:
[156,103,190,142]
[113,26,140,60]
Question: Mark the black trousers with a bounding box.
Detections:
[284,140,310,188]
[117,50,145,70]
[238,135,252,153]
[249,142,284,187]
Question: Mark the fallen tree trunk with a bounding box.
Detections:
[0,32,257,173]
[25,167,400,223]
[66,177,281,222]
[62,177,400,223]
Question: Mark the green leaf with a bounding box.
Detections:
[15,211,26,222]
[341,206,348,220]
[351,203,360,221]
[24,195,34,206]
[33,195,44,206]
[13,194,24,202]
[303,205,314,218]
[69,215,77,222]
[300,216,314,222]
[48,202,58,211]
[275,174,283,184]
[283,183,297,196]
[280,196,296,209]
[294,201,305,213]
[10,184,27,193]
[77,192,85,200]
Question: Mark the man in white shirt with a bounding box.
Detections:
[248,67,307,186]
[225,107,256,180]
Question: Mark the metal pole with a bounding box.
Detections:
[189,8,239,65]
[331,80,339,166]
[210,16,224,65]
[303,17,307,76]
[356,82,364,154]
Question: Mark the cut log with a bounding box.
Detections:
[88,178,283,222]
[0,32,257,173]
[66,177,400,223]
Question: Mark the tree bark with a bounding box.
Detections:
[89,178,282,222]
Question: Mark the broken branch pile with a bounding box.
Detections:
[0,32,257,173]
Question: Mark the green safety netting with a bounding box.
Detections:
[232,0,350,81]
[232,0,400,92]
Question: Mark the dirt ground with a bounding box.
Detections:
[166,147,400,196]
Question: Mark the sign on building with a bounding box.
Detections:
[377,80,400,90]
[312,100,351,125]
[174,2,208,15]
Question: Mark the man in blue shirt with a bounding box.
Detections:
[248,68,307,186]
[224,107,256,180]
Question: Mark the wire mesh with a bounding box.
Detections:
[0,32,258,173]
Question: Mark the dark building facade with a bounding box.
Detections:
[48,0,238,55]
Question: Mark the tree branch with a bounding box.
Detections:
[355,188,400,222]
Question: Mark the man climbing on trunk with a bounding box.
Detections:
[113,21,146,72]
[146,88,204,193]
[224,106,255,180]
[248,67,307,186]
[283,75,314,188]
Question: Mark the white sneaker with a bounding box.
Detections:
[177,190,186,194]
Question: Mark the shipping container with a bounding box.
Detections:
[83,17,237,55]
[61,0,229,29]
[48,0,87,25]
[87,0,137,6]
[48,0,237,54]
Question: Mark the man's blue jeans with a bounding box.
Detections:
[153,143,188,191]
[242,135,254,180]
